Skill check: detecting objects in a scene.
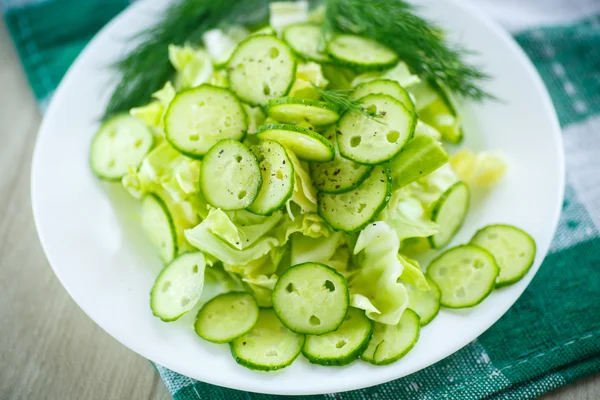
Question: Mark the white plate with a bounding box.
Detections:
[31,0,564,395]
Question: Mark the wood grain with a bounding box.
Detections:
[0,17,596,400]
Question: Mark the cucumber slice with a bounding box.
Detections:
[266,97,340,126]
[256,123,334,162]
[318,166,391,233]
[303,307,373,366]
[352,79,415,113]
[387,134,449,190]
[406,277,441,326]
[141,194,177,263]
[231,308,304,371]
[90,114,154,181]
[164,85,247,158]
[427,245,499,308]
[200,140,262,210]
[227,35,297,106]
[361,309,420,365]
[150,252,207,322]
[429,181,470,248]
[336,94,416,165]
[247,140,295,215]
[327,34,398,71]
[470,224,536,287]
[310,127,373,194]
[283,23,331,63]
[194,292,259,343]
[273,262,349,335]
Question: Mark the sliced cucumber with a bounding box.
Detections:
[231,308,304,371]
[227,35,297,106]
[164,85,247,158]
[352,79,415,113]
[318,166,391,233]
[303,307,373,366]
[361,309,420,365]
[90,114,154,181]
[336,94,416,165]
[150,252,207,322]
[194,292,259,343]
[387,134,449,190]
[247,140,295,215]
[266,97,340,126]
[470,224,536,287]
[283,23,331,63]
[327,34,398,71]
[429,181,470,248]
[427,245,499,308]
[256,123,334,162]
[141,194,177,263]
[273,262,349,335]
[200,140,262,210]
[310,127,373,194]
[406,277,441,326]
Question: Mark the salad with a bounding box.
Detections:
[89,1,536,371]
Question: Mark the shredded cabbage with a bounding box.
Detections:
[168,44,213,90]
[285,149,318,217]
[352,62,420,88]
[269,1,309,33]
[349,222,409,325]
[129,81,176,130]
[289,62,329,99]
[202,26,249,66]
[450,149,507,188]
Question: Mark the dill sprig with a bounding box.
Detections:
[323,0,492,100]
[104,0,272,119]
[316,87,385,123]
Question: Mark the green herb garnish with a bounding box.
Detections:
[323,0,491,99]
[315,87,385,123]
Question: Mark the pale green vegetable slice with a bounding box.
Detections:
[194,292,259,343]
[361,309,420,365]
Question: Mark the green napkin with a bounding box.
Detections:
[5,1,600,399]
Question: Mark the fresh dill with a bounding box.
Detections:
[322,0,492,100]
[316,87,385,123]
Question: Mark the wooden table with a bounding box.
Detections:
[0,18,597,400]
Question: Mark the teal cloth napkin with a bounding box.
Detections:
[5,1,600,399]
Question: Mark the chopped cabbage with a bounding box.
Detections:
[285,149,318,216]
[450,149,507,188]
[202,26,249,66]
[168,44,213,90]
[352,62,420,88]
[269,1,309,33]
[289,62,329,99]
[349,222,409,325]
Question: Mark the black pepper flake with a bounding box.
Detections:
[335,185,340,189]
[381,111,387,116]
[333,169,341,176]
[219,150,224,154]
[282,160,286,164]
[336,130,342,136]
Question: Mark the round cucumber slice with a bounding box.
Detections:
[194,292,259,344]
[228,35,297,106]
[310,127,373,194]
[230,308,304,371]
[427,245,499,308]
[200,140,262,210]
[406,277,441,326]
[164,85,247,158]
[141,194,177,263]
[336,94,416,165]
[470,224,536,287]
[327,34,398,71]
[429,181,470,248]
[273,262,349,335]
[90,114,154,181]
[247,140,295,215]
[266,97,340,126]
[353,79,415,113]
[150,252,207,322]
[361,309,420,365]
[256,123,334,162]
[283,23,331,63]
[303,307,373,366]
[318,166,391,233]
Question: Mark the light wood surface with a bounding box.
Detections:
[0,17,597,400]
